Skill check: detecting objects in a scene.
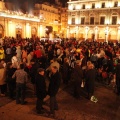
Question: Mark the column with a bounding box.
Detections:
[105,26,109,43]
[26,23,31,38]
[94,26,98,41]
[117,26,120,43]
[85,26,89,41]
[76,26,79,40]
[67,26,70,38]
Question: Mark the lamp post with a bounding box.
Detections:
[118,26,120,43]
[67,26,70,38]
[104,26,109,43]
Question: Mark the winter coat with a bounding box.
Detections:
[48,71,61,97]
[35,74,46,99]
[116,64,120,86]
[73,65,83,83]
[85,68,96,94]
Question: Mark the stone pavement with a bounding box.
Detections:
[52,83,120,120]
[0,82,120,120]
[0,100,53,120]
[0,80,65,120]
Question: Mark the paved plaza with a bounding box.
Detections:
[0,82,120,120]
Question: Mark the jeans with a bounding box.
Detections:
[50,96,58,114]
[16,83,26,104]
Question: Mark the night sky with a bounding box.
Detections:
[4,0,68,12]
[4,0,68,6]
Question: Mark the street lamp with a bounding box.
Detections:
[94,26,98,41]
[104,26,109,43]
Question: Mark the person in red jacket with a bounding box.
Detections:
[34,46,42,61]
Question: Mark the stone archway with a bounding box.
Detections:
[109,30,117,41]
[88,29,94,42]
[16,24,22,38]
[0,24,4,38]
[31,27,37,38]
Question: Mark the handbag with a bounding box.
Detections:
[81,80,84,88]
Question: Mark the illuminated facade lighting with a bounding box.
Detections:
[67,0,120,42]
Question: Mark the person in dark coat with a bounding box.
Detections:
[6,62,16,99]
[73,60,83,98]
[85,63,96,99]
[62,58,70,84]
[35,68,46,114]
[48,66,61,116]
[80,53,87,69]
[29,59,40,84]
[29,59,40,94]
[115,59,120,96]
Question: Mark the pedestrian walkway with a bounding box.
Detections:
[0,80,66,120]
[0,100,53,120]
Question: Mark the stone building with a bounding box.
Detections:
[0,0,46,38]
[67,0,120,42]
[60,7,68,38]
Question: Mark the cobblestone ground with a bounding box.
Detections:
[48,83,120,120]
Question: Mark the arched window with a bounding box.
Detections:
[31,27,37,38]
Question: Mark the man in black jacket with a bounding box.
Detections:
[73,60,83,98]
[116,59,120,96]
[48,66,61,116]
[35,68,46,114]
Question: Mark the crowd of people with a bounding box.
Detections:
[0,36,120,116]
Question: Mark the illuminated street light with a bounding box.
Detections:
[104,25,109,43]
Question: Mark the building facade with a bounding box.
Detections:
[33,2,61,38]
[67,0,120,42]
[0,1,46,38]
[60,7,68,38]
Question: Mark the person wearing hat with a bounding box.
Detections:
[115,59,120,96]
[35,68,46,114]
[72,60,83,99]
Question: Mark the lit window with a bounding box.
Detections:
[102,2,105,8]
[82,4,85,9]
[100,16,105,25]
[81,17,85,24]
[112,16,117,25]
[72,18,75,24]
[92,3,95,8]
[114,1,118,7]
[90,17,94,25]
